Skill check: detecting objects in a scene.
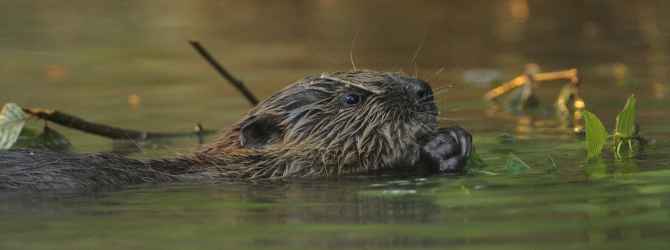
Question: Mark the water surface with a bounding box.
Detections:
[1,1,670,249]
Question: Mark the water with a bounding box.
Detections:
[1,1,670,249]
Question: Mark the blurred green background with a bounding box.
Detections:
[1,0,668,153]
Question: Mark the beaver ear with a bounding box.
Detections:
[239,115,282,149]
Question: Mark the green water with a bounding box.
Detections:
[2,1,670,249]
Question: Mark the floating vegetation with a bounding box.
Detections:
[28,126,73,152]
[497,133,516,143]
[506,153,531,175]
[583,95,646,160]
[547,155,558,173]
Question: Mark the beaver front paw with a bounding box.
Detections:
[418,124,473,173]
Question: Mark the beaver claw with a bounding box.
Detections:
[418,124,473,173]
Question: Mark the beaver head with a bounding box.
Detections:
[194,71,439,179]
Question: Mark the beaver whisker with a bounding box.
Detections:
[424,68,445,82]
[429,87,453,100]
[437,110,465,121]
[431,95,452,104]
[440,106,464,113]
[434,117,462,122]
[431,89,453,97]
[431,83,453,92]
[412,114,439,122]
[413,93,437,106]
[408,107,438,117]
[319,74,385,95]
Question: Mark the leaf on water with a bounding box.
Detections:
[582,110,608,160]
[467,149,486,166]
[0,103,30,149]
[548,155,557,173]
[497,133,516,143]
[615,95,636,137]
[466,149,495,174]
[506,153,531,175]
[28,127,73,152]
[613,95,637,159]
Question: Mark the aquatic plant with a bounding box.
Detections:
[0,103,29,149]
[582,95,644,160]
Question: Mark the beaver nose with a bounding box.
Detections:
[408,79,433,102]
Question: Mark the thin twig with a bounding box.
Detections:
[189,38,259,106]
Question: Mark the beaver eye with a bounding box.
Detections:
[343,93,362,107]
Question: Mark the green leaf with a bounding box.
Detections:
[466,150,494,175]
[548,155,557,173]
[582,110,608,160]
[497,133,516,143]
[28,127,73,152]
[506,153,531,175]
[613,95,637,159]
[615,95,636,137]
[467,149,486,166]
[19,127,38,138]
[0,103,30,149]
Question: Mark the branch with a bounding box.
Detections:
[189,38,259,106]
[22,108,215,140]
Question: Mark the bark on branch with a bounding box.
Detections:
[22,108,215,140]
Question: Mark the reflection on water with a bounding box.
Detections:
[1,171,670,249]
[1,0,670,249]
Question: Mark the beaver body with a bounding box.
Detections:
[0,71,473,189]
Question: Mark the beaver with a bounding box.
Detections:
[0,71,473,189]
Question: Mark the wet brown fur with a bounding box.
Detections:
[0,71,439,189]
